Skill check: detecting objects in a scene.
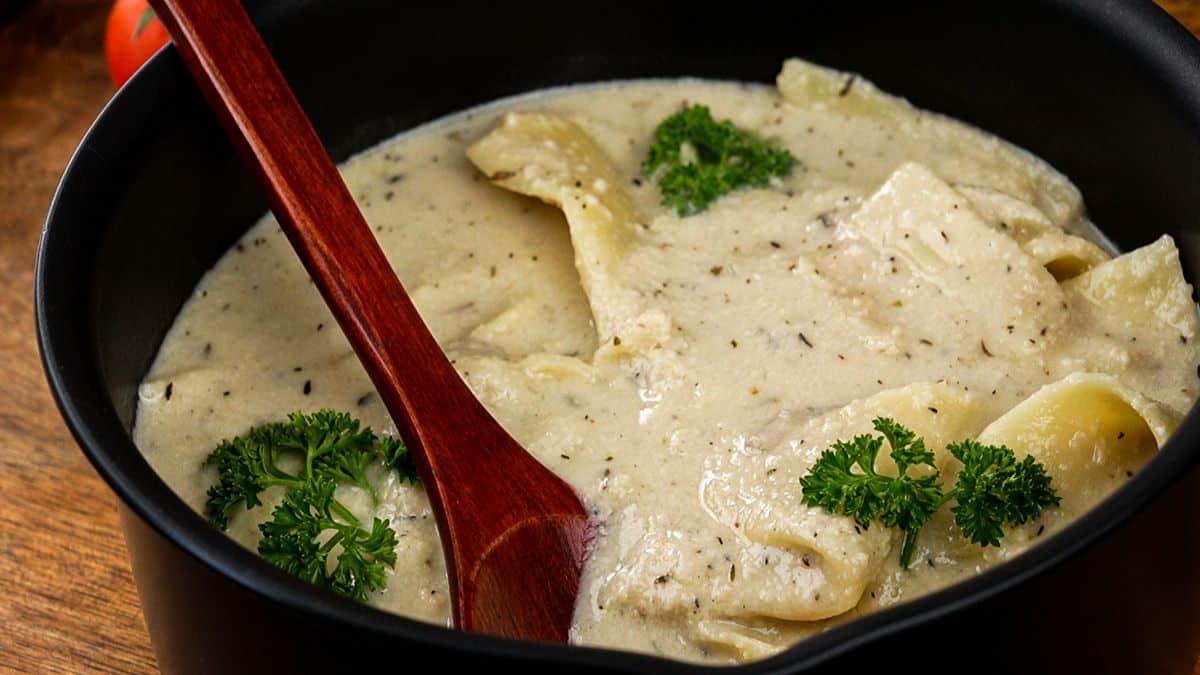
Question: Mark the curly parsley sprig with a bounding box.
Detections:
[800,418,1059,568]
[946,439,1060,548]
[643,105,797,216]
[258,479,398,602]
[202,409,419,601]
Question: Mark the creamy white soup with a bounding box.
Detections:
[133,60,1200,663]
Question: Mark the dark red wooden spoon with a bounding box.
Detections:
[146,0,592,641]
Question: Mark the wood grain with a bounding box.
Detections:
[0,0,1196,672]
[0,1,157,672]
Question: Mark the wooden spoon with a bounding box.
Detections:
[147,0,592,641]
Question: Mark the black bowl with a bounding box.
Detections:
[35,1,1200,673]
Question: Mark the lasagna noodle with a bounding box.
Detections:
[1062,235,1200,415]
[955,185,1108,280]
[1023,231,1110,281]
[777,59,1084,229]
[692,618,816,662]
[921,371,1177,565]
[953,184,1058,244]
[977,372,1177,505]
[844,162,1067,358]
[466,112,655,347]
[1065,235,1199,343]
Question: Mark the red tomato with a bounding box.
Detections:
[104,0,170,88]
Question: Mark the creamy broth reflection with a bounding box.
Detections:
[134,60,1200,663]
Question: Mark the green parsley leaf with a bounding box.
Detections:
[202,423,302,529]
[947,439,1061,547]
[377,435,420,485]
[872,416,935,471]
[292,410,379,501]
[643,105,796,216]
[258,478,398,603]
[799,418,942,567]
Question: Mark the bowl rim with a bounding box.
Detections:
[34,0,1200,672]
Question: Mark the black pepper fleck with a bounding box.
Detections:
[838,74,857,96]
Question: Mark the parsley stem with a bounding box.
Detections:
[329,498,361,527]
[320,527,345,556]
[899,528,920,568]
[265,474,304,490]
[358,478,379,505]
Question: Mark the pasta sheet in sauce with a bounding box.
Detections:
[133,60,1200,663]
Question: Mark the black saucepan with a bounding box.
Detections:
[35,1,1200,673]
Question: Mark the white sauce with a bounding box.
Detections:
[133,63,1200,663]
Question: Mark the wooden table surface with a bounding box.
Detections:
[1,1,1198,672]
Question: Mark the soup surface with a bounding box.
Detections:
[134,60,1200,663]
